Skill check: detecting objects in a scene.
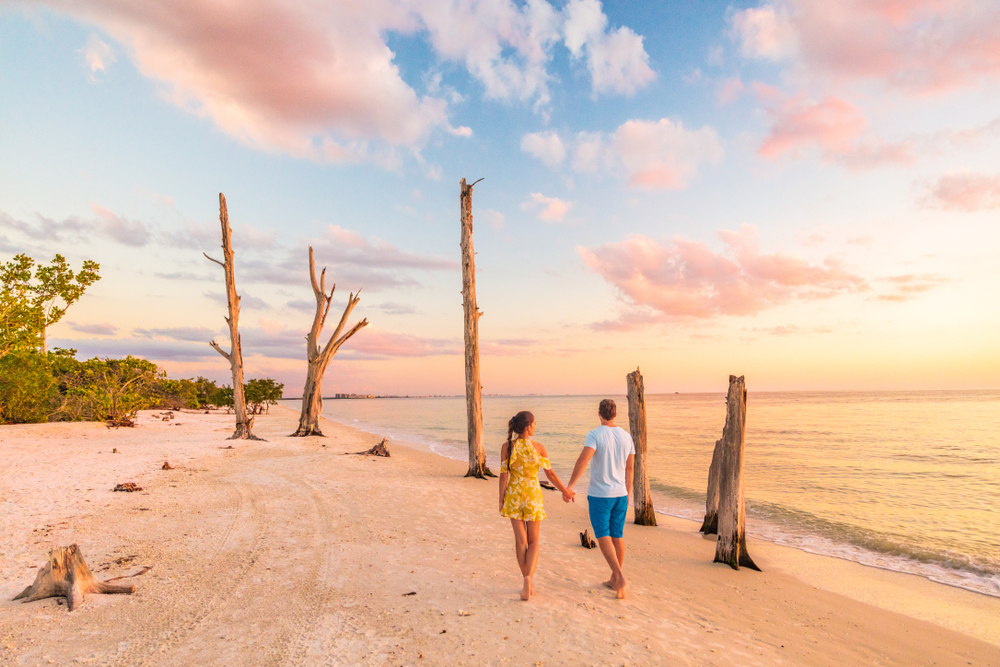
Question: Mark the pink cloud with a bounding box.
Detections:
[759,95,867,158]
[43,0,465,163]
[731,1,1000,95]
[521,193,572,222]
[876,274,948,301]
[578,224,869,320]
[759,94,916,168]
[923,172,1000,212]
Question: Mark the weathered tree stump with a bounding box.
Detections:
[580,530,597,549]
[460,177,493,479]
[700,437,723,534]
[13,545,136,611]
[626,367,656,526]
[713,375,761,571]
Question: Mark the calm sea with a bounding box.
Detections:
[293,390,1000,598]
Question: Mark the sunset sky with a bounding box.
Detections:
[1,0,998,395]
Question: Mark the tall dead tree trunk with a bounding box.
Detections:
[13,545,135,611]
[460,177,493,479]
[292,246,369,437]
[626,367,656,526]
[205,193,260,440]
[713,375,761,571]
[700,436,724,534]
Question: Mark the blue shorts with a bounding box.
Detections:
[588,495,628,539]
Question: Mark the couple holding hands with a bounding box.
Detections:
[498,399,635,601]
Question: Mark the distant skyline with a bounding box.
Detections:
[1,1,998,395]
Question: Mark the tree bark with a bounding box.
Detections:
[626,367,656,526]
[700,437,723,534]
[13,545,135,611]
[292,246,369,437]
[205,193,261,440]
[460,178,493,479]
[713,375,761,571]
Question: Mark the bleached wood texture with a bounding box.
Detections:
[13,545,135,611]
[460,178,492,479]
[205,193,260,440]
[626,367,656,526]
[713,375,761,571]
[292,246,369,437]
[700,437,723,534]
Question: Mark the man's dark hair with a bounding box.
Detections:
[598,399,616,421]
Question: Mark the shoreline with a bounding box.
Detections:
[1,406,997,666]
[310,400,1000,604]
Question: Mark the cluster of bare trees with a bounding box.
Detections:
[210,183,759,573]
[205,193,367,441]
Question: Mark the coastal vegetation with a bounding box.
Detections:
[0,346,282,426]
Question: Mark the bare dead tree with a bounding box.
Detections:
[714,375,761,571]
[460,177,493,479]
[700,436,724,534]
[626,367,656,526]
[205,193,260,440]
[291,246,368,437]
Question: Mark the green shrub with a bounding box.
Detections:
[245,378,283,415]
[0,350,56,423]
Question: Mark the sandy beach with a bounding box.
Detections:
[1,406,997,667]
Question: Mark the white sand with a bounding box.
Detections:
[1,406,997,666]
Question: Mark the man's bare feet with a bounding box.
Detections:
[602,578,615,589]
[521,577,531,601]
[613,575,628,600]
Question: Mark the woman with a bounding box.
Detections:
[498,411,574,601]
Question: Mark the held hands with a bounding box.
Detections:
[562,487,576,503]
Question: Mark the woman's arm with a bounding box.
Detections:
[534,442,575,502]
[498,442,510,511]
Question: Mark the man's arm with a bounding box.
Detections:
[625,453,634,499]
[566,447,594,491]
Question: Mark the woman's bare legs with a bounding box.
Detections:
[510,518,528,577]
[524,521,541,599]
[510,518,541,600]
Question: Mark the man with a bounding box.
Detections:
[566,398,634,599]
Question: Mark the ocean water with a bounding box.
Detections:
[296,390,1000,598]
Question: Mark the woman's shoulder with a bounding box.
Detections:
[530,440,548,457]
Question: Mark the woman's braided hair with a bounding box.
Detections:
[504,411,535,472]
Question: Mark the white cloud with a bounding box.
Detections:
[520,131,566,167]
[526,119,724,190]
[81,32,115,80]
[729,6,797,61]
[521,192,571,222]
[563,0,655,96]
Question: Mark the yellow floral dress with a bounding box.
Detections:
[500,438,551,521]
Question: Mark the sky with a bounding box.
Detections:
[1,0,998,396]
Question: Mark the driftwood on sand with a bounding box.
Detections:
[580,530,597,549]
[713,375,761,571]
[350,438,391,457]
[13,545,136,611]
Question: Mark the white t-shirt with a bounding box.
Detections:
[584,425,635,498]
